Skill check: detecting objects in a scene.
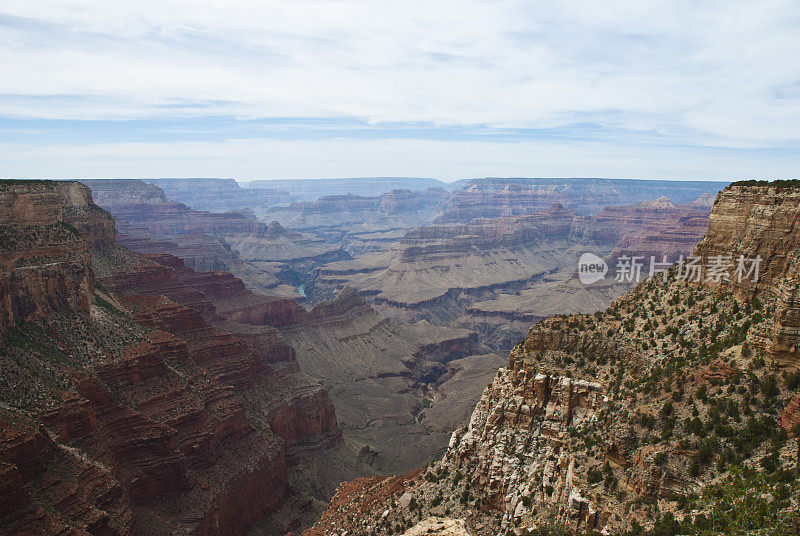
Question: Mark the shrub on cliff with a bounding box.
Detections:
[690,466,799,536]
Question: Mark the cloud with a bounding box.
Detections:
[0,1,799,177]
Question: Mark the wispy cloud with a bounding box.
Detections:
[1,0,799,178]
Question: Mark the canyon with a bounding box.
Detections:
[310,195,715,353]
[436,178,725,222]
[245,177,447,203]
[304,181,800,536]
[2,177,743,536]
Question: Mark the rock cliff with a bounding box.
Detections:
[304,181,800,536]
[265,189,449,247]
[100,253,343,458]
[0,180,115,338]
[0,180,341,535]
[82,179,262,237]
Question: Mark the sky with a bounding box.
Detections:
[1,0,799,181]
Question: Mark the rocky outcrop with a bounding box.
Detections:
[438,364,606,531]
[0,180,115,337]
[694,183,800,298]
[228,297,309,327]
[305,181,800,536]
[694,183,800,366]
[307,286,374,325]
[266,385,343,461]
[57,181,117,250]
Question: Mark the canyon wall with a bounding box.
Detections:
[246,177,446,202]
[304,182,800,536]
[265,188,449,244]
[0,180,115,337]
[311,197,711,355]
[0,180,342,535]
[82,179,262,236]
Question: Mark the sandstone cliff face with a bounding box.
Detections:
[102,255,343,455]
[694,185,800,298]
[0,181,341,535]
[440,364,606,530]
[0,180,115,337]
[304,182,800,536]
[693,185,800,367]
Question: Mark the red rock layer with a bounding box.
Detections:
[0,180,115,337]
[0,410,126,536]
[1,181,339,535]
[104,263,216,314]
[102,253,342,454]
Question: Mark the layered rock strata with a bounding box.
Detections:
[304,182,800,536]
[0,180,341,535]
[0,180,115,337]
